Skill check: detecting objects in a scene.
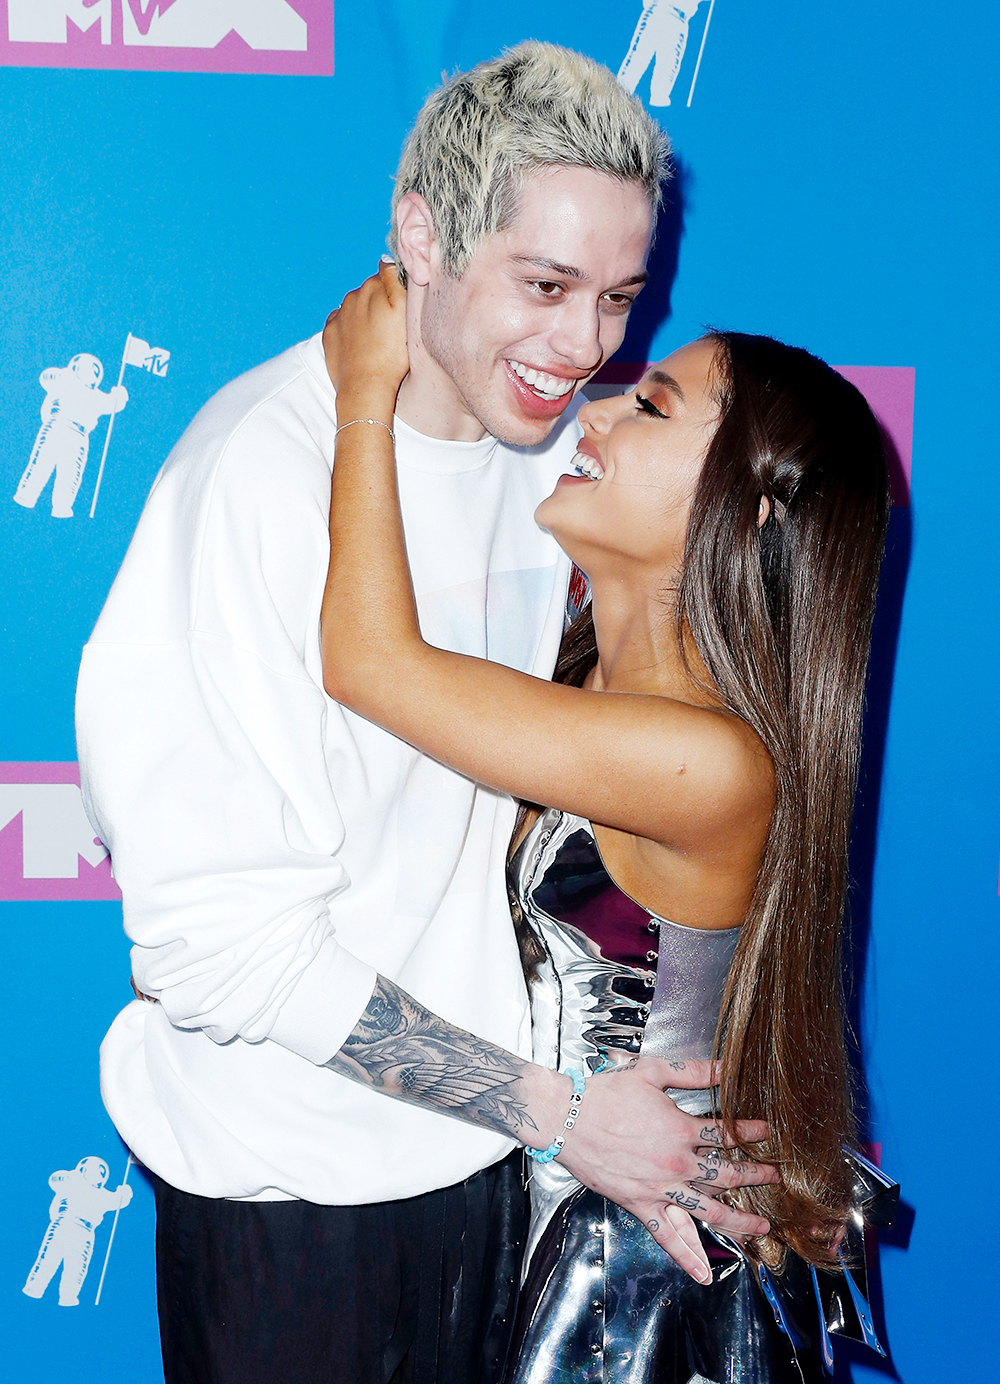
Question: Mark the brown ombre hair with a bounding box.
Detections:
[555,332,890,1266]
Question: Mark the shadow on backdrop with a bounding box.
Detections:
[618,158,689,364]
[835,427,913,1381]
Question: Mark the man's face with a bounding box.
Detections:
[418,166,654,447]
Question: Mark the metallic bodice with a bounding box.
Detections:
[505,810,897,1384]
[508,808,740,1270]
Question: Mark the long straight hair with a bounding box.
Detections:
[554,333,890,1265]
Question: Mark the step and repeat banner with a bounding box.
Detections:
[1,3,995,1381]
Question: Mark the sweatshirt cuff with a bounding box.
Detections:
[267,934,378,1064]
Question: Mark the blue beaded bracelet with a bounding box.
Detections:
[525,1069,586,1164]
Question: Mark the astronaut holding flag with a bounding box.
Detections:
[618,0,713,108]
[22,1156,133,1308]
[13,354,128,519]
[11,331,169,520]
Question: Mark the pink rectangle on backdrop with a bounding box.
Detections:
[591,362,914,506]
[0,2,332,77]
[0,762,121,901]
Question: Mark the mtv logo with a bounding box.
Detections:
[2,1,332,76]
[121,0,307,52]
[144,348,169,377]
[7,0,110,44]
[0,764,121,901]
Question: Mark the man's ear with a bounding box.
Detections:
[395,192,436,289]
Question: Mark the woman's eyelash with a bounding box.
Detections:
[636,393,668,419]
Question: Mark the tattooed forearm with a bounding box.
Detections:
[327,975,540,1138]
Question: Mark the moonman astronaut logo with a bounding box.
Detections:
[618,0,716,108]
[13,354,127,519]
[23,1157,133,1307]
[12,332,168,519]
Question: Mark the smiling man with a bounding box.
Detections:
[75,43,768,1384]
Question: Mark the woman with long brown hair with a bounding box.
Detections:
[318,264,894,1382]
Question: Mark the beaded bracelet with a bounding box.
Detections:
[335,417,395,443]
[525,1069,586,1164]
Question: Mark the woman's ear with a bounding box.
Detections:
[757,495,771,528]
[395,192,436,289]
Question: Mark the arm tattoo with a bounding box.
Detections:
[327,975,539,1138]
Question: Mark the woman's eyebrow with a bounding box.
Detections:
[644,369,686,403]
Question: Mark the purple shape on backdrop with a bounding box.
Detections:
[834,365,914,506]
[590,361,914,506]
[0,1,333,77]
[0,763,121,901]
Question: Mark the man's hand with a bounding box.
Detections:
[323,260,409,414]
[326,979,778,1286]
[558,1055,779,1283]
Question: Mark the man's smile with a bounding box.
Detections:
[504,358,581,401]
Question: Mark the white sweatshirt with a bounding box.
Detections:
[76,333,578,1203]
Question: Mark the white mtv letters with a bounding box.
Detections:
[8,0,308,51]
[13,355,127,519]
[0,784,109,878]
[23,1158,132,1307]
[7,0,111,45]
[122,0,308,51]
[618,1,706,107]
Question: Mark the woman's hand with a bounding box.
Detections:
[323,260,408,419]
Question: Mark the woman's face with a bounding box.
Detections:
[535,338,722,580]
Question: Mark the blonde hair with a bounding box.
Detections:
[389,41,670,281]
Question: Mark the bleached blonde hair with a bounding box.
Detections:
[389,42,670,281]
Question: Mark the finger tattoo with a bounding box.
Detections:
[664,1189,704,1212]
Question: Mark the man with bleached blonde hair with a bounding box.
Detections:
[79,41,771,1384]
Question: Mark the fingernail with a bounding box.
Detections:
[380,254,395,264]
[699,1268,712,1285]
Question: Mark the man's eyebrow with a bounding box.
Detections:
[644,369,685,402]
[511,255,585,279]
[510,255,648,288]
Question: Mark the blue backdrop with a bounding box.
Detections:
[2,3,997,1380]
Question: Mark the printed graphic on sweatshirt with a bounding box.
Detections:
[618,0,716,109]
[23,1155,133,1307]
[586,362,915,506]
[0,1,331,77]
[12,333,169,520]
[0,764,120,901]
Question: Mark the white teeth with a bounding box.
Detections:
[508,360,575,399]
[572,450,605,480]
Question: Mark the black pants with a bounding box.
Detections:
[153,1151,529,1384]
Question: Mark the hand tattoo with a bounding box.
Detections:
[647,1219,660,1232]
[664,1188,704,1212]
[698,1125,722,1146]
[327,976,538,1138]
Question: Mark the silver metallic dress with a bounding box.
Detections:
[505,809,897,1384]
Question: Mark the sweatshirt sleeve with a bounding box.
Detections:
[76,372,377,1064]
